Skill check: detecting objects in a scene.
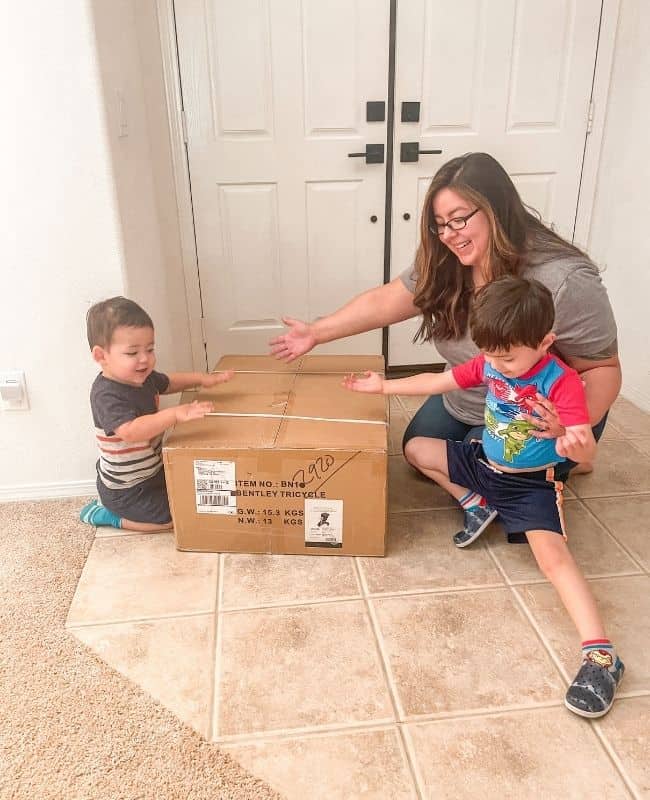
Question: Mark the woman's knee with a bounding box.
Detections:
[403,436,429,467]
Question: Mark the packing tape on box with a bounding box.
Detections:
[204,411,386,425]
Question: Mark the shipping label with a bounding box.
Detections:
[304,498,343,548]
[193,459,237,515]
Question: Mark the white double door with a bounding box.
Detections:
[175,0,602,367]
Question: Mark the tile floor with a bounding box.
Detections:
[66,396,650,799]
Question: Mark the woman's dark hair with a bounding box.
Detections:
[470,276,555,351]
[86,296,153,349]
[413,152,585,342]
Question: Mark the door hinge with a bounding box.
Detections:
[181,109,188,143]
[586,99,595,135]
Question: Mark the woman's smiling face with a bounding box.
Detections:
[432,187,491,273]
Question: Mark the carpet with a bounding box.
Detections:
[0,498,280,800]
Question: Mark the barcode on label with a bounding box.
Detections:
[199,493,231,506]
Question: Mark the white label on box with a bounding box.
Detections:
[304,499,343,548]
[193,459,237,515]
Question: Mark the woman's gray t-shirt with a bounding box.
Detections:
[399,252,618,425]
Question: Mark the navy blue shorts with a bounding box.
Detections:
[446,440,566,537]
[97,468,172,525]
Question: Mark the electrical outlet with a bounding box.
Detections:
[0,371,29,411]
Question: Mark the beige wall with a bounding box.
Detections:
[588,0,650,412]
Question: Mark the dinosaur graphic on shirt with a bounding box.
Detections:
[485,407,538,462]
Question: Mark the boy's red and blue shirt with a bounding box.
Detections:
[452,353,589,469]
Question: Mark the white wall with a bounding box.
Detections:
[588,0,650,411]
[89,0,194,375]
[0,1,195,499]
[0,3,126,496]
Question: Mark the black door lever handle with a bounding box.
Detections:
[400,142,443,163]
[347,144,384,164]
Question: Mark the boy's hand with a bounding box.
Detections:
[341,371,384,394]
[555,426,591,459]
[201,369,235,388]
[175,400,214,423]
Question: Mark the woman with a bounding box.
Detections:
[270,153,620,540]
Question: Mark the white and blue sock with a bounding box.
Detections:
[458,491,488,513]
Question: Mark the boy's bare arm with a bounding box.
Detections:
[555,424,597,463]
[165,370,235,394]
[114,401,214,443]
[342,370,460,396]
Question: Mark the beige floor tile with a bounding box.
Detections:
[629,436,650,457]
[600,420,624,441]
[71,615,215,738]
[216,601,394,736]
[608,396,650,437]
[373,590,564,717]
[389,409,410,456]
[517,575,650,691]
[66,533,219,625]
[598,696,650,798]
[389,395,405,415]
[223,727,416,799]
[397,394,431,416]
[221,552,360,609]
[388,456,456,512]
[406,708,629,799]
[359,510,503,594]
[488,500,641,583]
[585,496,650,571]
[568,439,650,498]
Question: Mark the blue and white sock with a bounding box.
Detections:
[458,491,487,512]
[80,499,122,529]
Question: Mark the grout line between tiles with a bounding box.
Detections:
[579,498,649,574]
[398,722,426,800]
[65,608,215,630]
[206,552,223,742]
[358,594,425,799]
[591,720,642,799]
[567,489,650,501]
[508,584,572,683]
[217,582,513,616]
[210,553,225,741]
[216,721,400,746]
[212,717,396,745]
[353,559,405,722]
[221,592,364,613]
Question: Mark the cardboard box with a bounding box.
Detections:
[163,354,388,556]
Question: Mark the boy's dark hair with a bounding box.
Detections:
[86,296,153,349]
[470,276,555,351]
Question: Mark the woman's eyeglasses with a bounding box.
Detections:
[429,208,480,236]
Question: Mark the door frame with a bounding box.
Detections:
[156,0,620,370]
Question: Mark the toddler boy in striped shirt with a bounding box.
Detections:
[80,296,233,532]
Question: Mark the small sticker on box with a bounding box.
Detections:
[304,499,343,548]
[193,459,237,515]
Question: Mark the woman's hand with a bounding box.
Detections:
[269,317,317,362]
[341,371,384,394]
[524,393,565,439]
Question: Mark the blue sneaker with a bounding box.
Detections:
[565,650,625,718]
[453,504,498,548]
